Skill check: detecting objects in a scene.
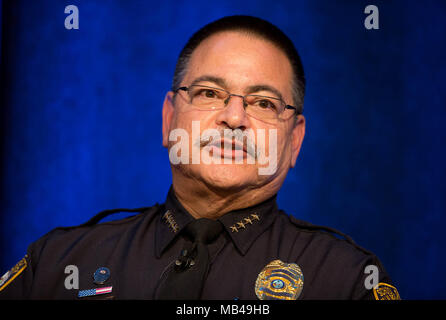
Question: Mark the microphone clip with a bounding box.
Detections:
[174,248,196,271]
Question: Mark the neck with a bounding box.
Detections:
[171,176,279,220]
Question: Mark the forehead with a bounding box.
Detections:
[184,31,293,101]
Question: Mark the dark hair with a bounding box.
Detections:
[172,15,305,113]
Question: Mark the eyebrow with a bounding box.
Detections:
[245,85,284,102]
[190,75,227,88]
[189,75,285,102]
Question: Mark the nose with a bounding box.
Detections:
[215,94,250,130]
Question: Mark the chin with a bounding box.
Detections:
[197,163,260,192]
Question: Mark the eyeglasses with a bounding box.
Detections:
[173,84,300,123]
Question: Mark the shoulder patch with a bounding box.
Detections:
[0,256,28,292]
[373,282,401,300]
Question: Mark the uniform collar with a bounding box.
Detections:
[155,186,278,257]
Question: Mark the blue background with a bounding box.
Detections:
[1,0,445,299]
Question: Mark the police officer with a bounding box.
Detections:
[0,15,399,300]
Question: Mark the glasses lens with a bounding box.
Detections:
[278,108,296,120]
[245,95,285,121]
[188,85,227,110]
[181,85,296,122]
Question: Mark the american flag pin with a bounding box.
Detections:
[78,286,113,298]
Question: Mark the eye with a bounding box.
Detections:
[204,90,217,98]
[195,89,218,99]
[256,99,277,110]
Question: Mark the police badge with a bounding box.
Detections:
[255,259,304,300]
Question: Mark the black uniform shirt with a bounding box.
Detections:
[0,187,399,300]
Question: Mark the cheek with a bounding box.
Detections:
[256,126,288,155]
[169,110,199,136]
[176,109,216,127]
[167,110,217,153]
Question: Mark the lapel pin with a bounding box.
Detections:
[93,267,110,285]
[78,286,113,298]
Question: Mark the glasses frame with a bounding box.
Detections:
[173,84,302,120]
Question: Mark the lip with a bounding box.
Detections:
[206,139,247,159]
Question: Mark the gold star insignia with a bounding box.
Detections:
[244,217,253,225]
[251,213,260,221]
[230,225,238,233]
[237,221,246,229]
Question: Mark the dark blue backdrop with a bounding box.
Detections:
[1,0,445,299]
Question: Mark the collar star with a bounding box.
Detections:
[156,186,278,257]
[237,221,246,229]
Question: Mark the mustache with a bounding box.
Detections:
[194,128,258,159]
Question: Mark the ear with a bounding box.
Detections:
[290,115,305,168]
[162,91,175,148]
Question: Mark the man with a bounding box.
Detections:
[0,15,399,300]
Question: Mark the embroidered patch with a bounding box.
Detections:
[255,259,304,300]
[0,256,28,292]
[373,282,401,300]
[163,210,179,233]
